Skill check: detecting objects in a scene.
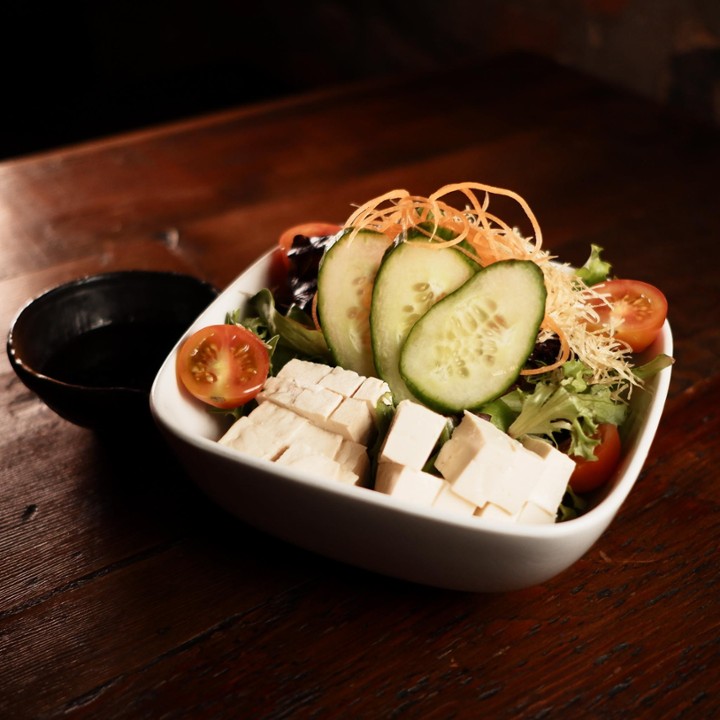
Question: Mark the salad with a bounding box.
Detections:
[176,182,672,521]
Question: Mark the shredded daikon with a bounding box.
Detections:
[343,182,638,389]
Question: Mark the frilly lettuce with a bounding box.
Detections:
[228,288,332,372]
[481,360,628,460]
[576,244,612,286]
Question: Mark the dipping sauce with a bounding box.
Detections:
[41,322,186,391]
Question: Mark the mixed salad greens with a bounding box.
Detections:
[177,182,673,520]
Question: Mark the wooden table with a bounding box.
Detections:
[2,52,719,718]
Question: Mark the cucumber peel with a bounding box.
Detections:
[399,259,547,413]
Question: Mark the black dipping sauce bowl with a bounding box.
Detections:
[7,271,218,431]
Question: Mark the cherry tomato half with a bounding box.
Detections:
[176,324,269,409]
[588,279,668,352]
[569,423,622,494]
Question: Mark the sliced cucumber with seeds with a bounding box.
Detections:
[399,259,546,413]
[370,234,479,402]
[317,228,390,377]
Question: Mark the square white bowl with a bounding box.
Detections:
[150,250,673,592]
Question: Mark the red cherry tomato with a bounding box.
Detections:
[569,423,622,494]
[176,324,269,409]
[588,279,667,352]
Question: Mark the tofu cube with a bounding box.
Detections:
[319,365,365,397]
[276,358,333,386]
[257,376,302,406]
[335,440,370,485]
[375,462,444,506]
[379,400,448,470]
[326,396,375,444]
[295,422,345,458]
[432,481,478,516]
[335,468,365,487]
[247,400,308,437]
[442,456,491,507]
[474,502,518,522]
[436,412,544,514]
[435,411,493,480]
[218,416,289,460]
[276,442,361,486]
[481,444,545,515]
[276,443,344,481]
[517,501,556,524]
[521,435,575,515]
[352,376,391,414]
[291,386,344,425]
[260,376,345,427]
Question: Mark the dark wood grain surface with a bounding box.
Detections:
[2,53,719,719]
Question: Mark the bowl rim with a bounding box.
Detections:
[9,269,218,324]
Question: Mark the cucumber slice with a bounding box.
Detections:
[400,259,547,413]
[316,228,390,376]
[370,237,478,402]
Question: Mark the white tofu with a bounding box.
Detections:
[257,376,302,406]
[432,481,477,516]
[291,386,344,425]
[521,435,575,515]
[260,375,345,428]
[335,440,370,484]
[435,412,497,505]
[444,457,491,507]
[474,502,518,522]
[352,376,391,414]
[276,443,344,481]
[481,444,545,515]
[276,358,333,386]
[436,412,544,514]
[218,361,376,490]
[276,441,325,465]
[319,365,364,397]
[435,411,493,478]
[335,468,364,487]
[379,400,448,470]
[247,400,308,437]
[517,501,556,524]
[219,401,313,461]
[294,422,345,458]
[326,396,375,444]
[375,462,444,506]
[276,442,361,486]
[218,415,253,447]
[218,416,288,460]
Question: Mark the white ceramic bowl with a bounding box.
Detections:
[150,250,673,592]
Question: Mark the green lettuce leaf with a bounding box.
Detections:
[633,353,674,381]
[229,288,332,372]
[576,244,612,286]
[497,361,628,460]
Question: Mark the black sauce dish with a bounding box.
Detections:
[7,270,218,431]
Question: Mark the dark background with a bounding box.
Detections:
[3,1,719,161]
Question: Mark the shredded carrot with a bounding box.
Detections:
[343,181,544,268]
